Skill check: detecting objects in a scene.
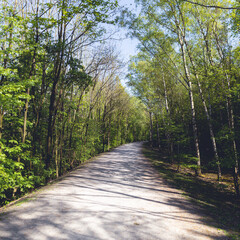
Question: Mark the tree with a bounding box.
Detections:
[123,0,240,194]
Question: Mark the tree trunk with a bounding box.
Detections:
[177,29,201,175]
[156,120,161,151]
[214,27,238,189]
[107,115,112,151]
[22,88,30,144]
[162,72,173,161]
[55,133,59,178]
[171,4,202,175]
[188,82,201,176]
[46,80,58,170]
[0,109,3,153]
[149,111,153,148]
[182,32,221,180]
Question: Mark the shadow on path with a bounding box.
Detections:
[0,142,228,240]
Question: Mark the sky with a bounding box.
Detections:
[112,0,141,87]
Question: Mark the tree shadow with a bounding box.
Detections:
[0,142,232,239]
[142,144,240,239]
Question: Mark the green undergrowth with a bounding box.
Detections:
[142,144,240,240]
[0,145,120,210]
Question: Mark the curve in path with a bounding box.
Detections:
[0,142,226,240]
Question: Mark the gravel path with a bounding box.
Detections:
[0,142,227,240]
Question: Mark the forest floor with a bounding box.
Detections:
[142,143,240,240]
[0,142,232,240]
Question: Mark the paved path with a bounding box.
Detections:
[0,142,226,240]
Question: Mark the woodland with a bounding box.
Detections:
[0,0,148,206]
[0,0,240,207]
[123,0,240,197]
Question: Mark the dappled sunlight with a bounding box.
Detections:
[0,143,227,240]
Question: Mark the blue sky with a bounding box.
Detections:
[117,0,140,61]
[114,0,140,86]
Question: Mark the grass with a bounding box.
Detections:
[142,143,240,240]
[15,197,34,206]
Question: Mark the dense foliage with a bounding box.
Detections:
[123,0,240,195]
[0,0,149,206]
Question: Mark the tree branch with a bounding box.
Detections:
[182,0,240,10]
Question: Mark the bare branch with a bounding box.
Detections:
[182,0,240,10]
